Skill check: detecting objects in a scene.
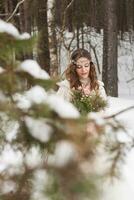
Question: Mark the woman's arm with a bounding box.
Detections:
[97,81,107,101]
[56,80,72,101]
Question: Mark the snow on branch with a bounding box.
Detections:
[0,19,30,40]
[20,60,50,79]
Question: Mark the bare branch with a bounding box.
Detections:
[0,13,19,16]
[6,0,25,22]
[105,105,134,119]
[62,0,75,32]
[59,0,75,43]
[63,31,75,50]
[88,41,101,74]
[127,77,134,83]
[56,0,75,69]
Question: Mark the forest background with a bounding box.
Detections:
[1,0,134,98]
[0,1,134,200]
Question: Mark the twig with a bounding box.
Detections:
[57,0,75,70]
[105,105,134,119]
[127,77,134,83]
[62,0,75,31]
[6,0,25,22]
[88,41,101,74]
[0,13,19,16]
[59,0,75,43]
[63,31,75,50]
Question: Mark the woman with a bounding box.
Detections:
[57,48,107,102]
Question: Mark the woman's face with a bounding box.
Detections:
[75,57,90,79]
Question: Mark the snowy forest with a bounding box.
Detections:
[0,0,134,200]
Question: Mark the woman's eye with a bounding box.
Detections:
[76,64,89,69]
[76,65,82,69]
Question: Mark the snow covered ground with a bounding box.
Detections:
[101,96,134,200]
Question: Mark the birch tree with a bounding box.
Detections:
[47,0,58,77]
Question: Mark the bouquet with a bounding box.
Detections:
[71,89,107,115]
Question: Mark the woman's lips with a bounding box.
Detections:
[81,73,88,75]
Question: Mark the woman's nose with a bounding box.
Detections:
[81,66,86,72]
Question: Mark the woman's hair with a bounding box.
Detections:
[65,48,99,90]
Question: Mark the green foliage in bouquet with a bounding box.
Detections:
[71,89,107,115]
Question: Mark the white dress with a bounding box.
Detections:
[57,79,107,101]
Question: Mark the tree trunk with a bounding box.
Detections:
[102,0,118,97]
[76,24,80,49]
[19,0,31,33]
[36,0,50,74]
[47,0,58,77]
[125,0,134,42]
[4,0,14,21]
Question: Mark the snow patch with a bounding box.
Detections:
[19,32,31,40]
[20,60,50,79]
[0,19,31,40]
[88,112,105,125]
[0,66,5,73]
[0,144,23,173]
[46,94,80,118]
[48,141,77,167]
[25,117,53,143]
[13,85,47,110]
[25,85,47,104]
[25,147,43,168]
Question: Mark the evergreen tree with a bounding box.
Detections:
[0,19,130,200]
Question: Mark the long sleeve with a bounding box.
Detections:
[56,80,72,101]
[97,81,107,101]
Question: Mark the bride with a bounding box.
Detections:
[57,48,134,200]
[57,48,107,102]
